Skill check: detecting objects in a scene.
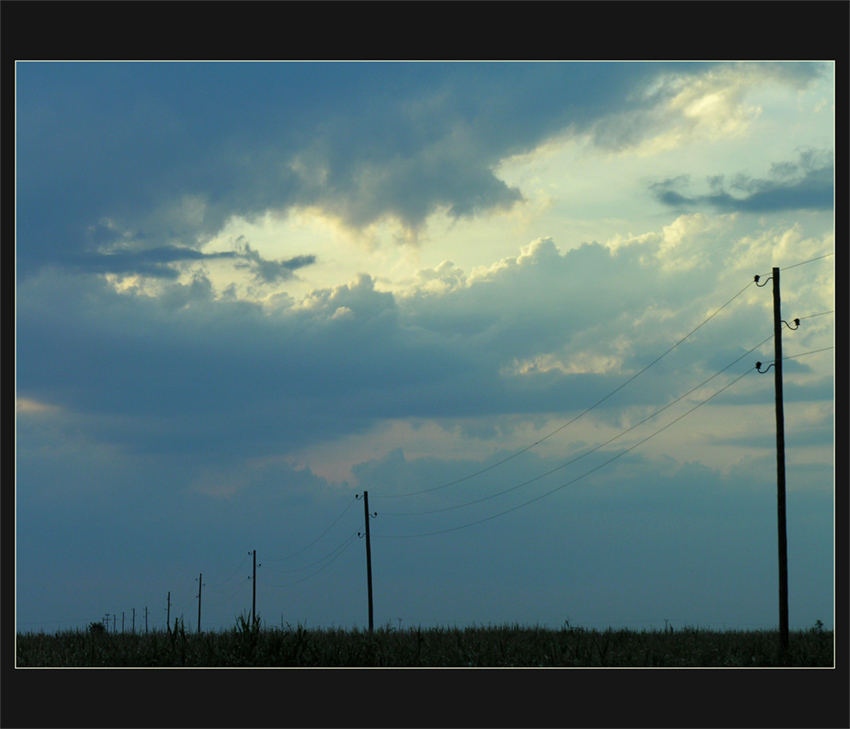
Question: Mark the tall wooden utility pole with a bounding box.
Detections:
[166,591,171,629]
[252,550,257,625]
[757,266,791,654]
[361,491,374,632]
[197,573,203,634]
[771,266,790,653]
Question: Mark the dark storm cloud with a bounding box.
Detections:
[231,242,317,284]
[14,236,793,463]
[15,268,423,457]
[57,242,316,283]
[649,149,834,213]
[21,61,806,279]
[60,245,237,279]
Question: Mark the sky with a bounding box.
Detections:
[14,61,837,637]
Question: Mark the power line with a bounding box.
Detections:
[264,533,361,575]
[205,577,252,608]
[375,366,757,539]
[265,533,360,588]
[377,345,833,535]
[757,251,835,281]
[795,310,834,321]
[780,251,834,271]
[376,278,757,500]
[205,552,251,588]
[263,496,358,563]
[784,346,834,360]
[757,346,835,367]
[378,334,776,518]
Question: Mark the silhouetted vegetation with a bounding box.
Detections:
[16,620,833,667]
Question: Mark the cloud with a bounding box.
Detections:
[231,240,317,284]
[15,268,415,460]
[18,214,830,481]
[11,56,835,654]
[19,62,828,283]
[649,148,834,213]
[656,213,738,272]
[60,245,238,279]
[589,62,825,154]
[16,397,61,415]
[55,239,317,286]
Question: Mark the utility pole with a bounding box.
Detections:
[252,550,257,625]
[358,491,375,632]
[166,591,171,629]
[756,266,792,654]
[771,266,790,654]
[132,608,136,634]
[122,612,125,633]
[197,574,203,634]
[144,606,149,633]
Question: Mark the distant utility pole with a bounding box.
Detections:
[132,608,136,634]
[144,606,149,634]
[252,550,257,625]
[358,491,375,632]
[166,591,171,628]
[756,266,794,654]
[197,574,203,634]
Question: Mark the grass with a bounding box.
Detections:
[15,618,834,667]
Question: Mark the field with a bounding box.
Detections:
[15,619,834,667]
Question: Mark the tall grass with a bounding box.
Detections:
[16,620,834,667]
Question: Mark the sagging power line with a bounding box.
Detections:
[264,534,360,589]
[375,365,757,540]
[264,533,361,577]
[778,251,834,272]
[264,497,358,563]
[379,334,777,518]
[376,277,758,501]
